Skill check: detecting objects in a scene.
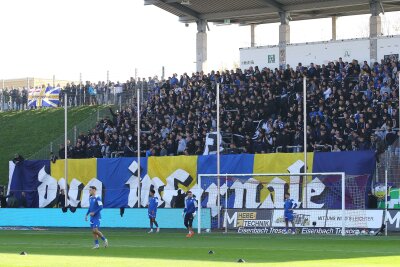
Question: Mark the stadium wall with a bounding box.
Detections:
[240,35,400,69]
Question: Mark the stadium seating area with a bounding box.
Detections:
[53,57,400,159]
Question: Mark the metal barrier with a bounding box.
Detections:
[314,144,333,152]
[111,151,124,158]
[27,106,113,160]
[0,82,151,112]
[276,146,303,153]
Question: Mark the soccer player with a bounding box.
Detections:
[148,189,160,233]
[183,190,197,238]
[85,186,108,249]
[284,192,297,235]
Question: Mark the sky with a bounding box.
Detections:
[0,0,399,82]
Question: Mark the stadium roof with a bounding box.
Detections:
[144,0,400,25]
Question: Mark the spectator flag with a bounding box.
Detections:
[114,86,123,94]
[253,119,269,140]
[203,132,224,155]
[28,87,61,108]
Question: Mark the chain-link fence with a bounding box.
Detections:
[0,81,151,112]
[27,107,113,160]
[376,133,400,188]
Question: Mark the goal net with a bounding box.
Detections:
[197,172,381,236]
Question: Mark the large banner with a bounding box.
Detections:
[8,152,375,219]
[224,208,383,234]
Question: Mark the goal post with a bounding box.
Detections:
[197,172,380,236]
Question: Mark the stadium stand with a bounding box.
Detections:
[43,57,398,159]
[1,57,398,158]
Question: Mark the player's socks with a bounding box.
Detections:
[101,236,106,241]
[283,228,288,234]
[92,240,99,249]
[104,239,108,248]
[150,221,154,229]
[154,221,159,228]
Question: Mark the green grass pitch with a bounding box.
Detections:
[1,229,400,267]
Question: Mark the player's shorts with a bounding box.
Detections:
[184,213,194,228]
[90,219,101,229]
[284,212,294,222]
[148,212,157,219]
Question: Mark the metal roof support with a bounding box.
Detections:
[332,16,337,40]
[279,12,290,67]
[251,24,256,47]
[144,0,200,19]
[370,0,384,16]
[261,0,284,12]
[196,19,207,72]
[369,1,382,64]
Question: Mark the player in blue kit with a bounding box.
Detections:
[147,189,160,233]
[284,193,297,235]
[183,191,197,238]
[85,186,108,249]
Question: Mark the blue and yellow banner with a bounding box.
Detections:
[8,151,375,210]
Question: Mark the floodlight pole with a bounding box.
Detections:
[64,93,68,206]
[137,84,141,208]
[303,76,308,208]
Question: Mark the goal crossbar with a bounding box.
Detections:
[197,172,346,236]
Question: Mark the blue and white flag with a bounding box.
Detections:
[28,87,61,108]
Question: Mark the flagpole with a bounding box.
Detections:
[217,82,221,229]
[137,81,141,208]
[64,93,68,206]
[303,76,308,208]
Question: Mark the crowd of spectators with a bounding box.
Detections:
[55,57,400,159]
[0,77,154,111]
[0,88,29,111]
[59,77,154,107]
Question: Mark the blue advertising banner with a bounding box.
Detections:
[0,208,211,229]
